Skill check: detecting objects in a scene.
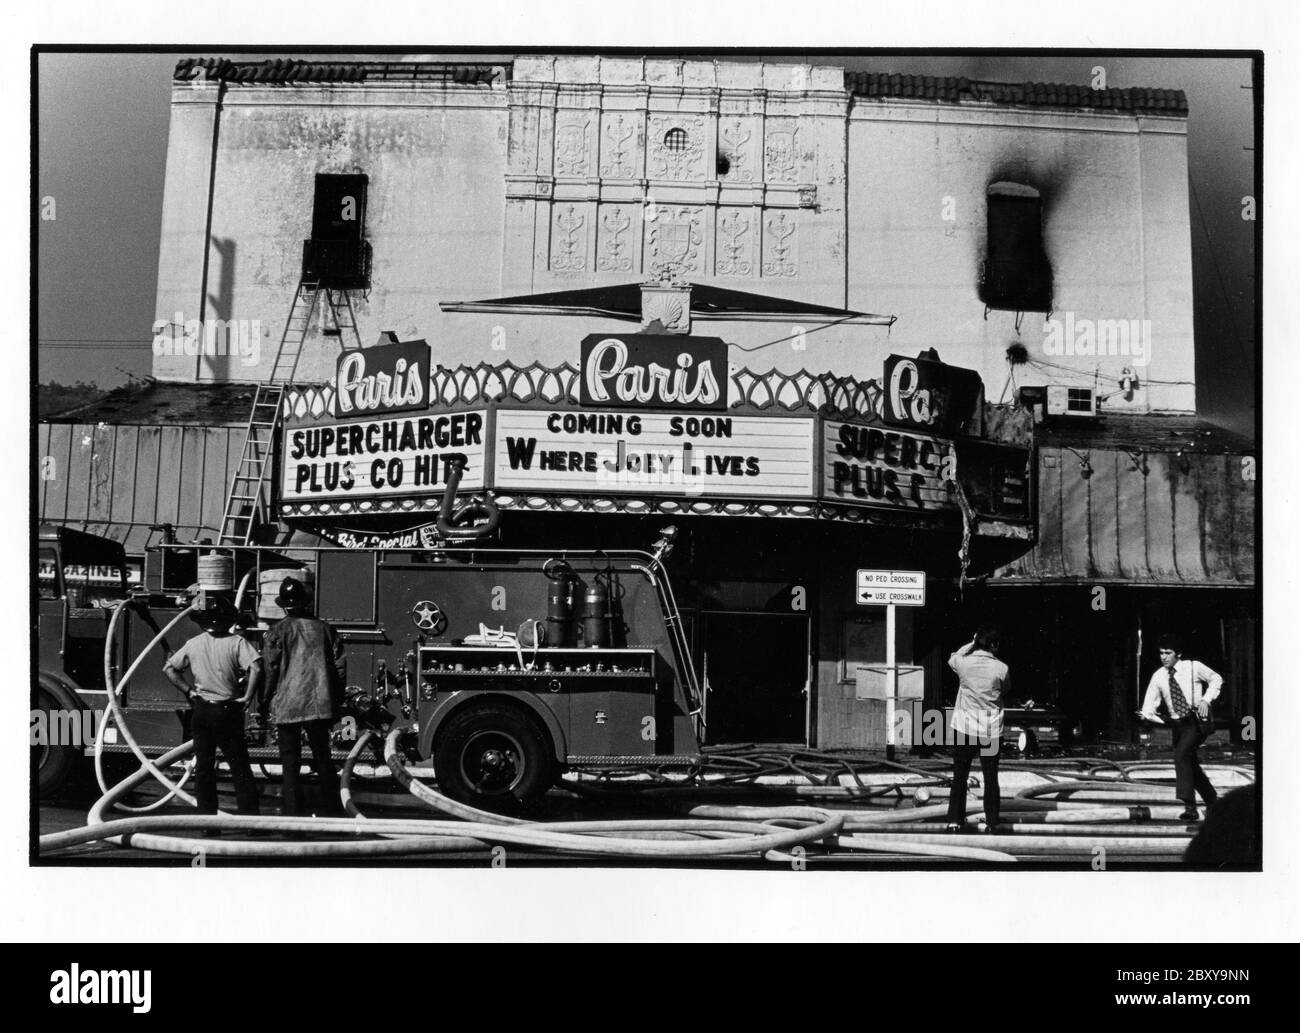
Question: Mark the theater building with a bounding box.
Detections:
[38,55,1256,748]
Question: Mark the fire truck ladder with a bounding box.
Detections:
[218,282,364,544]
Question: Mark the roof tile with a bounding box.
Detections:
[846,71,1188,116]
[174,57,507,87]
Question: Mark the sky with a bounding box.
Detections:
[35,50,1258,438]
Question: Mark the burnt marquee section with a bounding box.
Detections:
[828,422,953,507]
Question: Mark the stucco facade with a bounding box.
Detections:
[152,56,1197,417]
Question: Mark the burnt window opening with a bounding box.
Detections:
[953,441,1032,522]
[716,151,732,176]
[303,173,371,290]
[980,182,1052,314]
[311,173,368,242]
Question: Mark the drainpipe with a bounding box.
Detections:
[195,77,226,381]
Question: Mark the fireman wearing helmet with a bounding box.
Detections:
[163,594,262,821]
[261,577,347,817]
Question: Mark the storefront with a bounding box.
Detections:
[274,327,1034,749]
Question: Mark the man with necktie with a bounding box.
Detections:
[1140,634,1223,821]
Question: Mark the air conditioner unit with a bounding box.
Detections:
[1046,385,1098,417]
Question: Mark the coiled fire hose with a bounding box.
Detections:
[42,737,846,862]
[95,598,202,809]
[92,572,257,814]
[50,600,850,860]
[376,726,845,860]
[47,667,849,860]
[43,733,1247,861]
[52,713,1252,860]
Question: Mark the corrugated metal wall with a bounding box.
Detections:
[37,423,245,552]
[995,447,1255,585]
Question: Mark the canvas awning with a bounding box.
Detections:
[992,417,1255,587]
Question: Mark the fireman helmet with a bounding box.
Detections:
[190,594,240,630]
[275,577,312,610]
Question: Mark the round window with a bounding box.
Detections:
[663,127,688,153]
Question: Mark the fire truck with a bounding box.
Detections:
[35,524,704,813]
[35,524,136,795]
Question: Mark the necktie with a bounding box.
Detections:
[1168,667,1191,719]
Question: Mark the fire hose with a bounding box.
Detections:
[50,624,850,859]
[42,730,1242,861]
[43,737,847,861]
[50,586,852,859]
[375,726,846,859]
[43,600,1248,862]
[95,598,202,810]
[92,572,258,814]
[436,455,500,540]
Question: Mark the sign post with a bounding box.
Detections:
[856,569,926,759]
[886,601,897,759]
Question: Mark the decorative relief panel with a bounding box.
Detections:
[647,115,707,181]
[715,207,756,276]
[511,86,831,291]
[599,112,643,179]
[554,117,593,178]
[596,204,635,272]
[550,203,588,271]
[762,211,798,277]
[718,118,756,182]
[646,205,705,280]
[764,119,800,184]
[641,285,691,333]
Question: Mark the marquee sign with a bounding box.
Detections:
[823,420,956,512]
[495,409,815,499]
[280,410,487,504]
[334,337,432,418]
[271,337,1022,525]
[579,333,728,411]
[881,353,983,437]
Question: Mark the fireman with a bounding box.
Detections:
[162,594,262,819]
[261,577,347,817]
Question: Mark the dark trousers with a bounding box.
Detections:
[947,742,1001,824]
[277,719,341,816]
[191,699,260,815]
[1172,716,1218,808]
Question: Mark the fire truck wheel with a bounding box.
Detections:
[35,686,79,799]
[433,703,554,815]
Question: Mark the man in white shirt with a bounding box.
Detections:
[945,627,1011,831]
[163,595,262,819]
[1140,634,1222,822]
